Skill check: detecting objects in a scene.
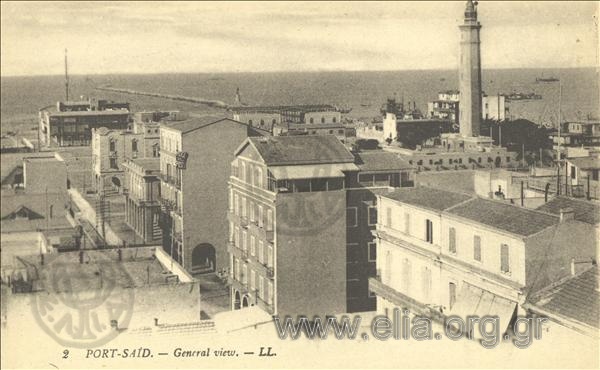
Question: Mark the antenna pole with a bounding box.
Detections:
[64,49,69,101]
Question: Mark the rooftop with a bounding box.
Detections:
[130,158,160,172]
[447,198,560,237]
[354,151,413,172]
[383,186,472,212]
[567,156,600,170]
[231,104,338,114]
[20,248,175,292]
[44,109,130,117]
[536,197,600,225]
[249,135,355,166]
[162,116,241,134]
[529,267,599,329]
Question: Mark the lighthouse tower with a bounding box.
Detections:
[458,0,482,137]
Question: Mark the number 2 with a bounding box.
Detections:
[63,349,69,359]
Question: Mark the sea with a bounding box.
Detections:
[1,68,598,133]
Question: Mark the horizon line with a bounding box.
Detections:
[1,66,597,79]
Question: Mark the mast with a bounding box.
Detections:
[64,49,69,101]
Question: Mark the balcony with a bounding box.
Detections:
[160,173,181,189]
[241,249,249,261]
[266,267,275,279]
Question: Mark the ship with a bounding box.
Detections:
[506,92,542,101]
[536,77,559,83]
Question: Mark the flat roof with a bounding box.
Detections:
[354,151,413,172]
[447,198,560,237]
[20,248,172,292]
[249,135,355,166]
[567,156,600,170]
[383,186,473,212]
[162,116,240,134]
[130,158,161,172]
[46,110,130,117]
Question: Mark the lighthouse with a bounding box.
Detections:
[458,0,482,137]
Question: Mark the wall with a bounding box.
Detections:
[275,190,347,318]
[303,111,341,125]
[182,120,255,272]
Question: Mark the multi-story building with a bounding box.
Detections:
[158,116,264,274]
[123,158,162,243]
[370,186,597,334]
[231,105,343,131]
[39,100,130,147]
[273,122,356,144]
[91,126,160,195]
[563,155,600,200]
[227,135,356,317]
[427,92,508,123]
[345,151,415,312]
[550,121,600,152]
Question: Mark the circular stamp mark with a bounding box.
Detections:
[273,142,349,237]
[31,252,135,348]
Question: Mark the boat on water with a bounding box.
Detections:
[536,77,559,83]
[506,92,542,101]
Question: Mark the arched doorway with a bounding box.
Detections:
[495,156,502,168]
[242,295,249,308]
[234,290,241,310]
[191,243,216,274]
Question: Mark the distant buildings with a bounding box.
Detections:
[427,91,508,123]
[123,158,162,243]
[158,116,264,274]
[564,155,600,200]
[550,120,600,153]
[39,100,130,147]
[231,105,344,132]
[370,186,597,333]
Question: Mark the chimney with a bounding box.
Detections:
[559,207,575,222]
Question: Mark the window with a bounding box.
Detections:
[229,222,234,242]
[449,282,457,310]
[501,244,510,273]
[385,207,392,227]
[368,242,376,262]
[258,205,264,227]
[250,235,256,256]
[110,158,118,169]
[329,130,334,134]
[571,165,576,179]
[593,170,599,181]
[258,276,265,299]
[49,205,53,218]
[249,201,254,222]
[346,207,357,227]
[242,230,247,251]
[258,240,264,264]
[272,119,277,125]
[404,212,410,235]
[321,117,325,123]
[368,206,377,226]
[402,258,412,293]
[506,157,511,163]
[474,235,481,261]
[333,117,337,123]
[250,270,256,290]
[248,120,253,126]
[242,264,248,285]
[338,129,344,135]
[422,267,432,301]
[268,281,274,305]
[234,226,240,247]
[240,161,245,181]
[132,139,138,152]
[255,167,263,188]
[260,119,265,126]
[425,219,433,244]
[266,209,273,231]
[241,197,247,219]
[309,118,314,124]
[234,194,239,216]
[267,245,273,267]
[152,144,159,157]
[448,227,456,253]
[109,139,116,152]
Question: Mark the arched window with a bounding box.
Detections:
[109,139,116,152]
[248,119,253,126]
[272,119,276,125]
[131,139,138,152]
[332,117,337,123]
[260,119,265,126]
[309,118,314,124]
[321,117,325,123]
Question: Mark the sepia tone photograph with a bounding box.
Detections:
[0,1,598,369]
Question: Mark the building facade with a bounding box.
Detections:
[370,187,597,335]
[123,158,162,243]
[91,127,160,195]
[159,117,264,274]
[39,100,130,147]
[228,135,354,317]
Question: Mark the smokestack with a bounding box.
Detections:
[64,49,69,101]
[559,207,575,222]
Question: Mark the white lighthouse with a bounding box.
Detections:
[458,0,482,137]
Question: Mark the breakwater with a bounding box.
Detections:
[95,85,229,109]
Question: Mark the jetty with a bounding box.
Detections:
[95,85,229,109]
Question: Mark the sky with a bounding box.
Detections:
[1,1,598,76]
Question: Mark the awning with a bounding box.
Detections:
[269,163,358,180]
[448,283,517,335]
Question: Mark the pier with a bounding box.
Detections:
[95,85,229,109]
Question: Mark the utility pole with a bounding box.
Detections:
[521,143,525,168]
